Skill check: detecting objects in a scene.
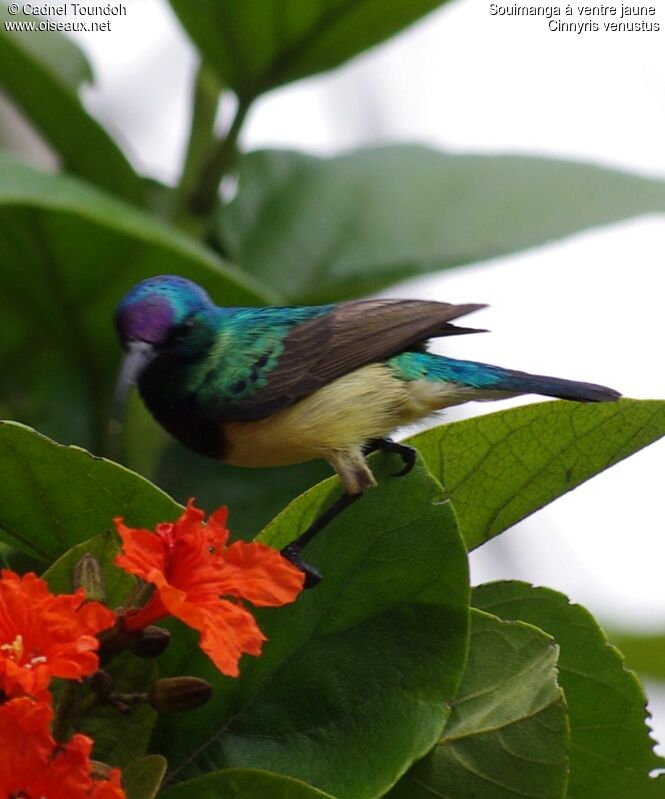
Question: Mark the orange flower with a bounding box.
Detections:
[114,500,304,677]
[0,570,116,700]
[0,697,126,798]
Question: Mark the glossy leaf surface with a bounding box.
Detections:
[387,608,569,799]
[153,458,469,799]
[410,399,665,550]
[475,581,665,798]
[0,422,181,561]
[159,769,335,799]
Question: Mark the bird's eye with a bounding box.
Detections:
[167,320,194,345]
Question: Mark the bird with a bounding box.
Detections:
[113,274,621,585]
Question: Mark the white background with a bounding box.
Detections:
[32,0,665,748]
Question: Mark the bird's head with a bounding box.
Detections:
[111,276,214,434]
[115,275,213,352]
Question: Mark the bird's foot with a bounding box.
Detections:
[280,544,322,589]
[365,438,417,477]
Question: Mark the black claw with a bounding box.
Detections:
[365,438,417,478]
[391,446,416,477]
[281,545,323,589]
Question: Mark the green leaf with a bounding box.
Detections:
[81,653,158,768]
[387,608,569,799]
[0,541,43,574]
[122,755,167,799]
[0,8,144,203]
[0,4,92,91]
[152,458,469,799]
[409,398,665,550]
[159,769,336,799]
[0,421,182,561]
[0,154,273,453]
[215,147,665,302]
[474,581,665,799]
[169,1,451,100]
[609,631,665,682]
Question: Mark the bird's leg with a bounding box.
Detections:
[280,442,417,587]
[281,492,363,589]
[364,438,417,477]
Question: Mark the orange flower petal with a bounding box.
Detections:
[92,769,126,799]
[114,499,304,677]
[198,601,266,677]
[114,522,168,580]
[220,541,305,606]
[158,582,266,677]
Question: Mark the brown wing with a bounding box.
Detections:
[223,299,486,421]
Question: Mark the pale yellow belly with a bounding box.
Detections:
[220,363,447,469]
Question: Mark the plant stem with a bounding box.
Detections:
[177,62,223,217]
[53,681,81,741]
[188,94,252,216]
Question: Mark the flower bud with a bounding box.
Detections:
[73,553,106,603]
[90,760,114,780]
[87,669,113,700]
[129,625,171,658]
[148,677,213,713]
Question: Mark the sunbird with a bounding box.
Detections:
[113,275,620,584]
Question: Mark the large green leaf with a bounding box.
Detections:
[409,399,665,550]
[0,421,181,561]
[152,458,469,799]
[387,609,569,799]
[214,147,665,302]
[122,756,167,799]
[169,0,451,100]
[0,7,144,203]
[0,155,273,452]
[159,769,335,799]
[0,4,92,91]
[475,582,665,799]
[609,631,665,682]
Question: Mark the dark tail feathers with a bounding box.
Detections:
[502,370,621,403]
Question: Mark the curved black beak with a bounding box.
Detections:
[107,341,155,451]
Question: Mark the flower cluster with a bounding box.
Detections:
[0,697,124,798]
[0,570,122,797]
[0,499,304,797]
[0,570,116,700]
